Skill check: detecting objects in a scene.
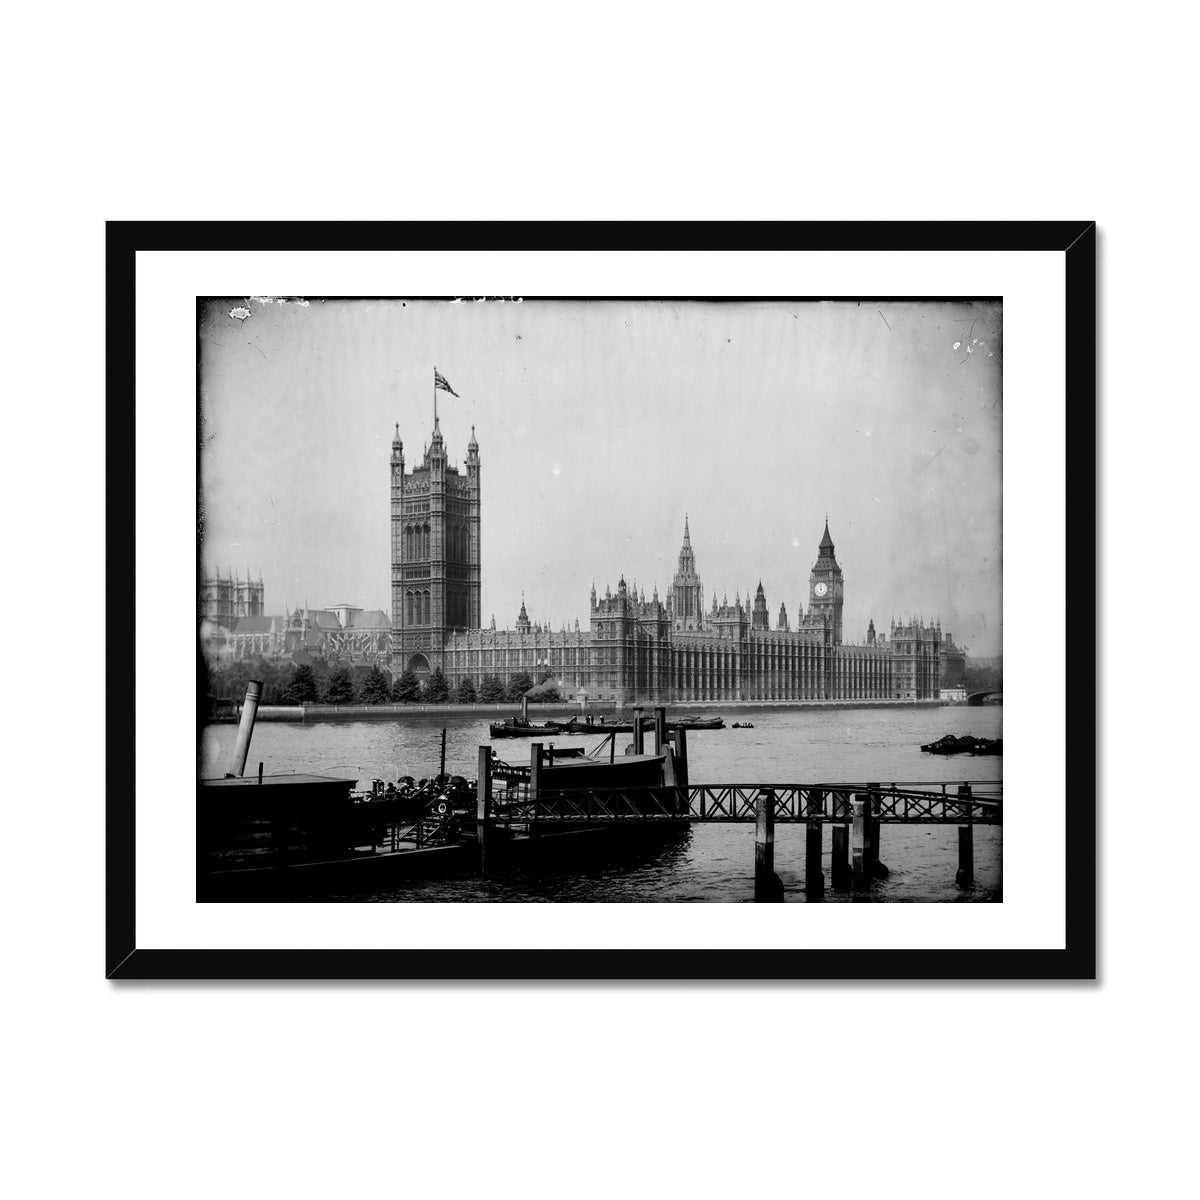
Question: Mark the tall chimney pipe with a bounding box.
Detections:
[230,680,263,778]
[521,695,528,722]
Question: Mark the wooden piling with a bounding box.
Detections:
[654,706,666,755]
[851,794,870,892]
[956,783,974,887]
[440,727,447,779]
[674,727,689,788]
[477,745,492,872]
[632,706,645,754]
[755,788,783,902]
[805,788,824,901]
[831,789,851,891]
[530,743,544,800]
[867,782,887,878]
[831,826,850,891]
[662,746,678,790]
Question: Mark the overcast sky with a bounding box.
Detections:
[199,297,1002,656]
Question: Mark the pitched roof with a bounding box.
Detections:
[347,609,390,629]
[819,520,835,552]
[232,616,275,634]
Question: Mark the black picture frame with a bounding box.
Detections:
[107,220,1095,980]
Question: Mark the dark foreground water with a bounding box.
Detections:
[201,705,1001,902]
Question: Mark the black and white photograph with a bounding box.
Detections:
[197,295,1004,905]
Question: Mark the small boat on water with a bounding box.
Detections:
[732,722,755,729]
[548,715,725,733]
[489,718,562,738]
[920,734,1003,756]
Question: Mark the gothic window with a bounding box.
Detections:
[423,590,431,625]
[405,591,413,625]
[423,525,430,559]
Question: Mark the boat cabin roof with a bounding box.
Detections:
[549,753,665,769]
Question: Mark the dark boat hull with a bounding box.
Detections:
[921,735,1003,756]
[489,722,561,738]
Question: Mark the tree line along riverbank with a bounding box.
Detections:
[205,661,561,714]
[208,698,949,723]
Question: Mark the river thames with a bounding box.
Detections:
[201,704,1001,902]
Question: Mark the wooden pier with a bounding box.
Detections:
[486,774,1000,899]
[479,705,1001,900]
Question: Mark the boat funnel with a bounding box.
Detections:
[521,695,529,722]
[230,680,263,777]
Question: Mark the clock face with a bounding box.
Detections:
[814,581,828,598]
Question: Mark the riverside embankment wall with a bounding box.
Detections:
[235,699,948,722]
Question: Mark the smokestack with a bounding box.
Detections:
[521,695,528,722]
[230,680,263,777]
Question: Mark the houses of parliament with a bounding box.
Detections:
[390,418,943,703]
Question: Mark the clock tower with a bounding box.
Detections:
[808,518,844,644]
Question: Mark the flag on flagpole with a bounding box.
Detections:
[433,368,459,398]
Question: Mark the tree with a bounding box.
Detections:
[506,672,533,703]
[285,663,319,705]
[422,668,450,704]
[307,657,331,702]
[360,663,391,705]
[326,664,357,705]
[259,660,293,705]
[964,664,1002,694]
[455,676,478,704]
[392,668,420,704]
[478,674,506,703]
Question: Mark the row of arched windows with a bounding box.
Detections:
[402,523,471,562]
[405,590,431,625]
[404,525,431,561]
[403,589,474,628]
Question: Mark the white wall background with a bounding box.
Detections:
[3,5,1192,1199]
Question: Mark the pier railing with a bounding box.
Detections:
[483,778,999,899]
[492,782,1001,826]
